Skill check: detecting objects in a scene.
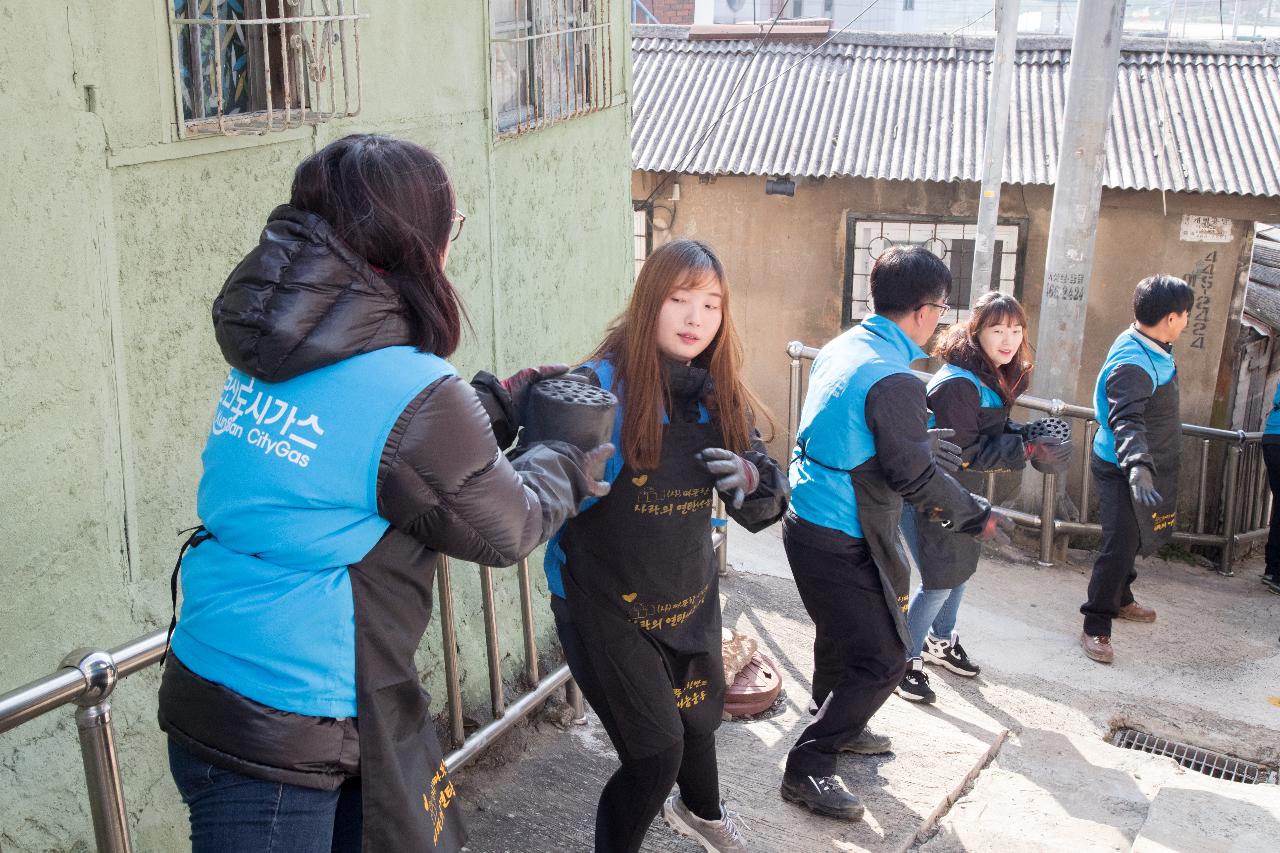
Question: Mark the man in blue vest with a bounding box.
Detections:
[780,246,1012,821]
[1082,275,1192,663]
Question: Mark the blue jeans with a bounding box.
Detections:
[168,739,362,853]
[900,504,966,659]
[904,583,966,659]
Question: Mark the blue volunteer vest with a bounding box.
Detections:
[789,315,927,539]
[1092,328,1178,464]
[926,363,1004,427]
[1266,383,1280,435]
[170,346,456,718]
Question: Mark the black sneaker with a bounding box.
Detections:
[1263,575,1280,596]
[836,726,892,755]
[924,633,981,677]
[895,659,936,703]
[780,771,865,821]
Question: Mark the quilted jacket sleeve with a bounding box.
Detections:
[375,374,599,567]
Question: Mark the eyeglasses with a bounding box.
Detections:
[450,210,467,242]
[918,302,950,313]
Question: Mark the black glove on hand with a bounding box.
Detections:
[581,443,614,498]
[928,428,963,473]
[1128,465,1162,507]
[500,364,570,416]
[1025,437,1073,474]
[696,448,760,510]
[975,511,1015,546]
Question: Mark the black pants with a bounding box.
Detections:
[1082,455,1140,636]
[1264,442,1280,578]
[783,517,907,777]
[551,596,721,853]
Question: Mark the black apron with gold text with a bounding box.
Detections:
[560,409,725,759]
[347,531,466,852]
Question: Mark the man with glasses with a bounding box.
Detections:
[779,246,1012,821]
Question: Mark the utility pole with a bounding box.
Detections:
[971,0,1021,299]
[1028,0,1127,406]
[1017,0,1127,518]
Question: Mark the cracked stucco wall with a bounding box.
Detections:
[0,2,634,850]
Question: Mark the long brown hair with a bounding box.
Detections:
[933,292,1032,406]
[590,240,774,471]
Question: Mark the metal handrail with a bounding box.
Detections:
[1,507,730,852]
[785,340,1270,573]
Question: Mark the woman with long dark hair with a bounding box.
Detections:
[896,292,1071,703]
[543,239,788,852]
[158,134,611,852]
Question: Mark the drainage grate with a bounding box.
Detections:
[1111,729,1276,784]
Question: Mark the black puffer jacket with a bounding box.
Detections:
[160,206,599,787]
[211,204,596,564]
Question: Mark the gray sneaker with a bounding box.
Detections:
[662,794,748,852]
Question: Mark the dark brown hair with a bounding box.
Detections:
[590,240,774,470]
[933,292,1032,406]
[290,134,467,356]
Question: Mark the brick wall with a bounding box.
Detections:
[641,0,695,24]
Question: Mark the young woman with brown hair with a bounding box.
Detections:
[543,239,788,852]
[896,292,1071,703]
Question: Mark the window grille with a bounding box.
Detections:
[490,1,615,137]
[169,1,366,138]
[845,217,1022,326]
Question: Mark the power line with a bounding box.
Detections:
[952,6,995,34]
[642,0,884,207]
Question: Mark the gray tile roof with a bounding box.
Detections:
[632,26,1280,198]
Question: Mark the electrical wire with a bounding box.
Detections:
[952,6,994,35]
[641,2,796,207]
[641,0,884,207]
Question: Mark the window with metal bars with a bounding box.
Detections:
[169,1,366,138]
[844,215,1023,327]
[489,0,615,137]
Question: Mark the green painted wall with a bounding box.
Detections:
[0,3,633,850]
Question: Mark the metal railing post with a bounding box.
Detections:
[517,558,540,686]
[436,556,466,749]
[1037,472,1057,566]
[1079,420,1095,524]
[62,649,131,853]
[479,565,505,719]
[713,492,729,577]
[1197,439,1211,533]
[565,678,586,724]
[1220,444,1242,575]
[786,341,805,451]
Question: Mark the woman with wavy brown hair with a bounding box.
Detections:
[543,239,789,852]
[895,292,1071,703]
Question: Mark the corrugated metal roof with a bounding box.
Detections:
[632,27,1280,198]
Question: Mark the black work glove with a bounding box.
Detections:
[928,428,963,473]
[500,364,570,416]
[581,443,615,498]
[1128,465,1162,507]
[1025,437,1073,474]
[696,448,760,509]
[975,510,1015,547]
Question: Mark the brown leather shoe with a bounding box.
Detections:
[1080,632,1114,664]
[1117,602,1156,622]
